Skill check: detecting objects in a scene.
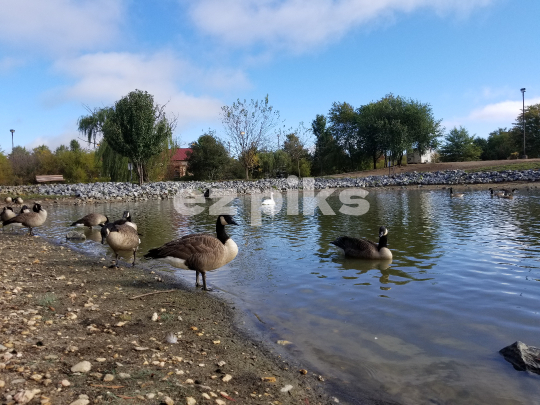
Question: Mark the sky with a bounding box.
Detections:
[1,0,539,153]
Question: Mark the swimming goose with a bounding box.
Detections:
[144,215,239,291]
[262,192,276,205]
[489,188,504,197]
[449,188,464,198]
[100,222,140,268]
[112,210,137,230]
[499,189,517,199]
[331,226,392,260]
[71,213,108,229]
[3,203,47,235]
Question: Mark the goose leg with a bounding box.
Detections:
[201,272,211,291]
[132,250,136,267]
[196,271,201,288]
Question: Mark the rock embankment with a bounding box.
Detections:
[1,169,538,202]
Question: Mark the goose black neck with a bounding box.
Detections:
[378,234,388,250]
[215,217,229,244]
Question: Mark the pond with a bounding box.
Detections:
[38,186,540,404]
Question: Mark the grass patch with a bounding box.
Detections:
[36,293,58,307]
[466,162,540,173]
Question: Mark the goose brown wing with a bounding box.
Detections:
[147,235,223,261]
[331,236,377,251]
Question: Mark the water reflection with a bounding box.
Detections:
[33,188,540,405]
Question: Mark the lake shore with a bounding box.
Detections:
[0,233,338,405]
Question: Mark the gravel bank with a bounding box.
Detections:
[1,169,539,203]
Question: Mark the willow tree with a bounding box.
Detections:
[79,90,175,184]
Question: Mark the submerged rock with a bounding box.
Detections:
[66,231,86,240]
[499,341,540,374]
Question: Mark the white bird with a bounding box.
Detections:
[262,192,276,205]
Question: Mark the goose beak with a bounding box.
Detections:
[229,219,238,226]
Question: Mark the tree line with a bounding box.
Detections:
[2,89,538,185]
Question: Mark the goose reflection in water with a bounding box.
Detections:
[84,228,103,243]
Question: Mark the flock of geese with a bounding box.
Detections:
[0,186,520,290]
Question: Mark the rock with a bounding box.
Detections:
[71,360,92,373]
[118,372,131,379]
[14,389,40,404]
[280,384,293,393]
[60,379,71,387]
[222,374,232,382]
[69,400,89,405]
[103,374,114,382]
[66,231,86,240]
[500,341,540,374]
[163,397,174,405]
[186,397,196,405]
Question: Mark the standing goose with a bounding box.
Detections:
[262,192,276,205]
[449,187,464,198]
[71,213,108,229]
[100,222,140,268]
[3,203,47,235]
[331,226,392,260]
[144,215,239,291]
[1,207,16,231]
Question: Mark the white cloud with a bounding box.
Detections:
[48,51,250,130]
[187,0,493,52]
[0,0,124,54]
[468,97,540,122]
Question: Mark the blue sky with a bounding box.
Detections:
[1,0,539,152]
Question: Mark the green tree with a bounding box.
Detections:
[511,103,540,158]
[312,114,345,175]
[481,128,517,160]
[439,126,482,162]
[0,150,13,185]
[221,95,281,180]
[283,124,311,177]
[187,132,230,180]
[9,146,37,184]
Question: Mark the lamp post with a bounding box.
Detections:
[521,88,526,159]
[10,129,15,152]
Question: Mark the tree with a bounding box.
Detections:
[9,146,37,184]
[439,126,482,162]
[312,114,345,175]
[0,150,13,185]
[511,103,540,158]
[221,95,281,180]
[283,123,311,177]
[480,128,517,160]
[80,90,176,185]
[187,132,230,180]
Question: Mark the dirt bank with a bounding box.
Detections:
[0,234,332,404]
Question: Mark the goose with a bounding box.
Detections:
[331,226,392,260]
[1,207,16,232]
[489,188,504,197]
[19,205,31,214]
[144,215,239,291]
[71,213,108,229]
[4,196,12,204]
[100,222,140,268]
[3,203,47,235]
[449,187,464,198]
[112,210,137,230]
[14,197,23,205]
[499,189,517,199]
[262,192,276,205]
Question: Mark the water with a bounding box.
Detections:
[37,187,540,404]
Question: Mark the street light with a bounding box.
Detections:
[10,129,14,152]
[521,88,526,159]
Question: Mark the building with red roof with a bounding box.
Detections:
[170,148,192,178]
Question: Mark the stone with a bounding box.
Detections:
[103,374,114,382]
[71,360,92,373]
[500,341,540,374]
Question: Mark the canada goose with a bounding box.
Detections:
[449,187,464,198]
[204,189,210,198]
[144,215,239,291]
[14,197,23,205]
[499,189,517,199]
[19,205,31,214]
[3,203,47,235]
[100,222,140,268]
[489,188,504,197]
[71,213,108,229]
[1,207,16,232]
[262,192,276,205]
[112,210,137,230]
[4,197,12,204]
[331,226,392,260]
